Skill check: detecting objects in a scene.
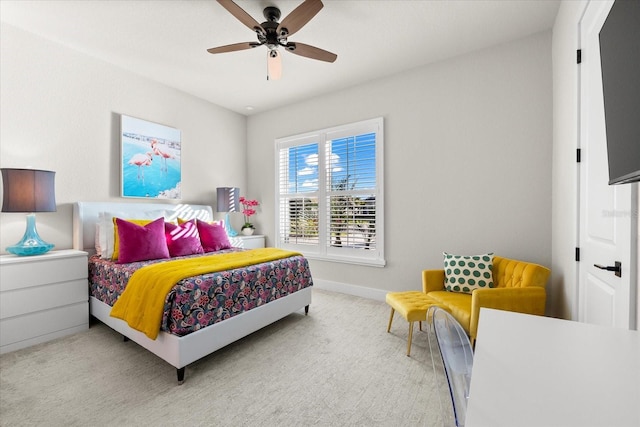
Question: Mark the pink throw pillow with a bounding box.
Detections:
[115,217,170,263]
[197,220,232,252]
[165,219,204,257]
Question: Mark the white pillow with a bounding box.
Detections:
[94,224,103,257]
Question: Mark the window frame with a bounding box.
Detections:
[275,117,385,267]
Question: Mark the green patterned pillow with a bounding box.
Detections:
[443,252,494,294]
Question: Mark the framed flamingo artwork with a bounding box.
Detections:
[120,114,182,199]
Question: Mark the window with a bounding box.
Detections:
[276,117,384,266]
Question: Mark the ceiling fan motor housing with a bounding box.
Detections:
[259,7,288,49]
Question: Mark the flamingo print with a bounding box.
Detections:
[151,139,174,173]
[128,152,153,181]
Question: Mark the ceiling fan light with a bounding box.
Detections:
[267,49,282,81]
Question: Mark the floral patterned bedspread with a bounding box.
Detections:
[88,249,313,336]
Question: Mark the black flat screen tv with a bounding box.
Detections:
[598,0,640,185]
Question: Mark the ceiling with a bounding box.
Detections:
[0,0,560,116]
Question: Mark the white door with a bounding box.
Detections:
[578,0,638,329]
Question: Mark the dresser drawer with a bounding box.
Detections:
[0,302,88,348]
[0,252,87,291]
[0,279,88,319]
[230,235,266,249]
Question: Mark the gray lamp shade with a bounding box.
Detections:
[216,187,239,213]
[1,168,56,213]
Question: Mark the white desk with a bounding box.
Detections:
[466,309,640,427]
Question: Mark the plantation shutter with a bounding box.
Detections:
[277,137,320,249]
[276,118,384,266]
[326,131,377,253]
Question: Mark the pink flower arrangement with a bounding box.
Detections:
[239,196,259,229]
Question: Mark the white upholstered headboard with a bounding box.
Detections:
[73,201,213,253]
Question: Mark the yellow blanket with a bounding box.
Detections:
[110,248,302,340]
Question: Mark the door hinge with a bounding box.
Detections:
[577,49,582,64]
[577,148,582,163]
[575,247,581,262]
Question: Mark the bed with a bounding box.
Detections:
[73,201,313,384]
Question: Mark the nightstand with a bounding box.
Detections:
[229,235,266,249]
[0,249,89,354]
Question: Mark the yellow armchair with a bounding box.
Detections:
[422,256,550,345]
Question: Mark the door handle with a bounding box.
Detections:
[594,261,622,278]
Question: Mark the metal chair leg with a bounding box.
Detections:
[387,307,395,332]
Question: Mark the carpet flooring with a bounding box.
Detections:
[0,289,454,426]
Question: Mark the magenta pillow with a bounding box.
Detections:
[165,219,204,257]
[115,217,170,263]
[197,220,232,252]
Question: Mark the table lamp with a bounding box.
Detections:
[1,168,56,256]
[216,187,239,237]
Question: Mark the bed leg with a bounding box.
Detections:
[177,367,185,385]
[305,305,309,315]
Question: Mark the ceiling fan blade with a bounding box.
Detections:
[217,0,265,35]
[285,42,337,63]
[207,42,261,54]
[277,0,323,37]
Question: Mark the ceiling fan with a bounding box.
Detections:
[207,0,337,80]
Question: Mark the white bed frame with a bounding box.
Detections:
[73,201,312,383]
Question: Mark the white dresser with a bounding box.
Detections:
[229,234,265,249]
[0,249,89,354]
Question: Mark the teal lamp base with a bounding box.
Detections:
[223,213,238,237]
[6,213,54,256]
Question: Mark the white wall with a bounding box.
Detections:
[0,24,247,253]
[247,31,553,299]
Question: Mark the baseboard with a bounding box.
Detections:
[312,279,387,302]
